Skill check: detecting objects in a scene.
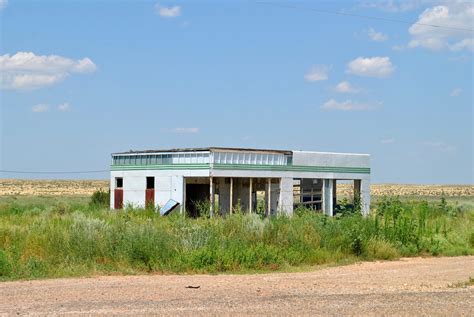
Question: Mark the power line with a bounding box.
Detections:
[0,169,109,174]
[256,1,474,33]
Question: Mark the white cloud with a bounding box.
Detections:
[0,0,7,10]
[347,56,395,78]
[423,141,455,153]
[334,81,360,94]
[381,138,396,144]
[408,2,474,52]
[304,65,331,82]
[361,0,424,12]
[0,52,97,90]
[368,28,388,42]
[321,99,380,111]
[392,44,406,51]
[58,102,72,111]
[450,88,462,97]
[32,102,72,113]
[449,38,474,52]
[32,104,50,113]
[155,3,181,18]
[170,127,199,133]
[10,74,66,89]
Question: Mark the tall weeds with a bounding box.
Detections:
[0,196,472,280]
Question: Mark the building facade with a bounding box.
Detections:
[110,147,371,216]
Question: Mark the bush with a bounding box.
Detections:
[89,189,110,208]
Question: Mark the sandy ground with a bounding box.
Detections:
[0,257,473,316]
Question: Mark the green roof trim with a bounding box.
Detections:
[111,163,210,170]
[213,164,370,174]
[111,163,370,174]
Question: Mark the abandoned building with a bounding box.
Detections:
[110,147,371,216]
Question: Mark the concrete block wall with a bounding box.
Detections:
[218,178,230,214]
[271,182,279,214]
[110,149,371,216]
[110,170,193,209]
[278,177,294,215]
[292,151,370,168]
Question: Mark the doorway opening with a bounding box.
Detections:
[114,177,123,209]
[146,176,155,209]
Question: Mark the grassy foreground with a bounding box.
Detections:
[0,196,473,281]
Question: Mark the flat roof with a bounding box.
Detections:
[113,147,292,155]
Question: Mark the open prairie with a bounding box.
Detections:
[1,179,473,198]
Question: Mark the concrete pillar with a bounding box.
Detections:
[236,178,250,212]
[266,178,271,216]
[249,178,253,213]
[270,182,279,215]
[210,177,214,218]
[278,177,294,216]
[230,177,233,214]
[354,179,361,203]
[333,179,337,212]
[218,178,230,215]
[360,178,371,216]
[182,177,186,216]
[322,179,334,216]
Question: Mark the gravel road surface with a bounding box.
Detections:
[1,256,473,316]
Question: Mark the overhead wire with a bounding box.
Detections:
[0,169,109,174]
[256,1,474,33]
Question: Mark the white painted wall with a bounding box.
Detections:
[110,169,208,209]
[211,169,369,181]
[270,182,279,215]
[110,150,371,215]
[279,177,294,216]
[292,151,370,168]
[361,178,371,216]
[322,179,334,216]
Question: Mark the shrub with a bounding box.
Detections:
[193,199,211,218]
[89,189,110,208]
[0,250,12,277]
[364,238,399,260]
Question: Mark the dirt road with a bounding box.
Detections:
[1,257,473,315]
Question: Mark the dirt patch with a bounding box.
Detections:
[0,256,472,315]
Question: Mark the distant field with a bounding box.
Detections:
[0,179,473,197]
[0,179,108,196]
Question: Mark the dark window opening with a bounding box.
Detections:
[146,177,155,189]
[185,183,210,218]
[116,177,123,189]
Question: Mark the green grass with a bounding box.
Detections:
[0,195,473,281]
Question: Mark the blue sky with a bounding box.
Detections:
[0,0,472,183]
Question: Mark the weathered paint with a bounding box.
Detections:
[114,189,123,209]
[145,189,154,209]
[110,148,371,216]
